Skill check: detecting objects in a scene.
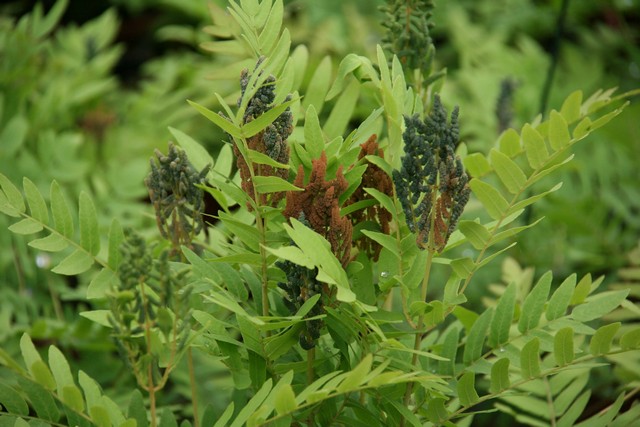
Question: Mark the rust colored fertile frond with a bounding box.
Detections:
[284,152,352,267]
[234,61,293,208]
[347,135,394,260]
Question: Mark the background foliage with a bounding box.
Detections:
[1,0,639,426]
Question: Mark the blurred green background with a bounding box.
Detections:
[1,0,639,424]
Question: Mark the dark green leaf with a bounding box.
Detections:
[463,308,494,365]
[79,192,100,255]
[51,249,94,275]
[590,322,621,355]
[459,220,491,250]
[0,382,29,416]
[518,271,552,333]
[23,178,48,224]
[0,115,28,158]
[489,282,516,348]
[229,379,272,427]
[490,358,511,393]
[520,338,540,379]
[620,327,640,350]
[571,290,629,322]
[16,377,60,422]
[0,173,25,216]
[546,274,576,321]
[457,371,479,406]
[554,327,574,366]
[557,390,590,427]
[304,104,324,160]
[127,390,149,427]
[50,181,73,238]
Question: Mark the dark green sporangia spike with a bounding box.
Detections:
[110,229,192,372]
[145,142,209,256]
[380,0,436,86]
[393,95,470,252]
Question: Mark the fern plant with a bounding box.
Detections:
[1,0,640,426]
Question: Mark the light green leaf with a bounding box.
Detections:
[489,282,516,348]
[463,153,492,177]
[30,360,57,391]
[253,176,302,193]
[78,370,101,410]
[62,385,84,412]
[50,181,73,238]
[518,271,552,333]
[23,178,48,223]
[0,173,25,216]
[242,97,297,138]
[89,405,111,427]
[79,310,112,327]
[548,110,571,150]
[284,219,354,302]
[168,127,214,174]
[498,128,521,157]
[188,100,242,139]
[521,124,549,169]
[573,117,593,140]
[509,182,563,213]
[570,274,593,305]
[20,334,43,377]
[266,245,314,269]
[571,289,629,322]
[554,327,574,366]
[589,322,620,355]
[546,274,576,321]
[247,149,289,169]
[48,346,74,394]
[79,192,100,255]
[559,90,582,123]
[520,338,541,379]
[360,230,399,259]
[229,379,272,427]
[619,327,640,350]
[258,0,283,53]
[323,79,360,139]
[213,403,235,427]
[337,354,372,392]
[304,105,324,159]
[451,257,475,279]
[457,371,479,406]
[326,54,363,100]
[490,149,527,194]
[274,383,296,415]
[463,308,493,365]
[52,249,94,275]
[490,358,510,393]
[8,218,43,235]
[87,268,117,299]
[459,220,491,250]
[469,179,509,220]
[303,55,332,114]
[0,115,28,158]
[364,187,396,217]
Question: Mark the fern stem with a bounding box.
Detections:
[402,249,435,410]
[140,282,158,427]
[543,377,557,427]
[188,348,200,427]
